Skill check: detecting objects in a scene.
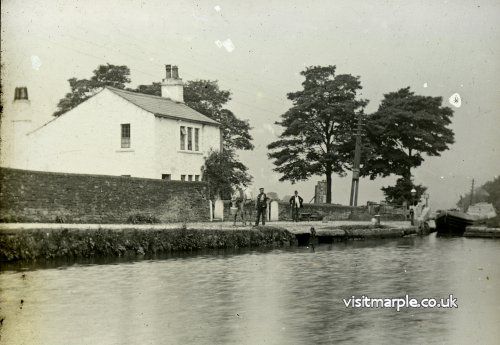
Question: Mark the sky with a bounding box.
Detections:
[1,0,499,210]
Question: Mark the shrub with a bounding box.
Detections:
[126,213,161,224]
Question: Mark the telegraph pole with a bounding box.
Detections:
[467,178,475,212]
[349,113,363,206]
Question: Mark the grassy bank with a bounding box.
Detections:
[0,226,296,262]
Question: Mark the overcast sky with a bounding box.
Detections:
[2,0,499,209]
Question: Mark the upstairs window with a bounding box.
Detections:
[180,126,186,150]
[195,175,200,181]
[181,175,186,181]
[188,175,193,181]
[195,128,199,151]
[187,127,193,150]
[121,124,130,148]
[161,174,171,181]
[180,125,200,152]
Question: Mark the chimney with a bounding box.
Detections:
[14,87,29,101]
[11,85,33,129]
[161,64,184,102]
[165,64,172,79]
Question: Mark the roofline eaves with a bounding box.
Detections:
[154,113,220,127]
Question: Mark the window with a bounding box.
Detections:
[181,175,186,181]
[187,127,193,150]
[180,125,200,152]
[161,174,171,181]
[188,175,193,181]
[194,175,200,181]
[195,128,199,151]
[180,126,186,150]
[121,124,130,148]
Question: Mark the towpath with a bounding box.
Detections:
[0,220,412,234]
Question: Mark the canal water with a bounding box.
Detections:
[1,234,499,345]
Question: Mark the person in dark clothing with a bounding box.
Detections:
[255,188,268,226]
[289,190,304,222]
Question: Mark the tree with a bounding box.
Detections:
[360,87,454,204]
[267,65,368,203]
[129,82,161,96]
[53,63,131,116]
[183,80,253,151]
[201,149,252,200]
[456,175,500,212]
[381,177,427,205]
[362,87,454,180]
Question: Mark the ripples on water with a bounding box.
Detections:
[1,234,499,345]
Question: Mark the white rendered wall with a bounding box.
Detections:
[154,117,220,180]
[25,89,156,178]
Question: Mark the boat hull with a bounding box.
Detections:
[435,211,477,236]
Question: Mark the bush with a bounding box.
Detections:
[126,213,161,224]
[55,215,66,223]
[0,212,20,223]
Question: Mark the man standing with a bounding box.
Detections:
[231,186,247,226]
[255,187,268,226]
[289,190,304,222]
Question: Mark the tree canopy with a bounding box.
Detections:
[53,64,131,116]
[362,87,454,180]
[184,80,253,151]
[201,149,252,200]
[267,65,367,203]
[457,175,500,212]
[357,87,454,204]
[130,82,161,96]
[381,177,427,205]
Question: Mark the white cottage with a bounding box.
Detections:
[3,65,222,180]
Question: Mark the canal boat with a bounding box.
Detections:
[435,210,477,236]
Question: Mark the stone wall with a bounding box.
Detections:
[0,167,210,223]
[277,201,366,221]
[219,199,369,222]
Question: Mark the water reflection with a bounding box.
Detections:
[1,235,499,344]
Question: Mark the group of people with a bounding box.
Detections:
[230,187,304,226]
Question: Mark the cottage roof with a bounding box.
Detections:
[106,86,220,126]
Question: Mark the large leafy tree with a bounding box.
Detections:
[267,65,367,203]
[201,149,252,200]
[184,80,253,151]
[53,64,131,116]
[362,87,454,203]
[363,87,454,180]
